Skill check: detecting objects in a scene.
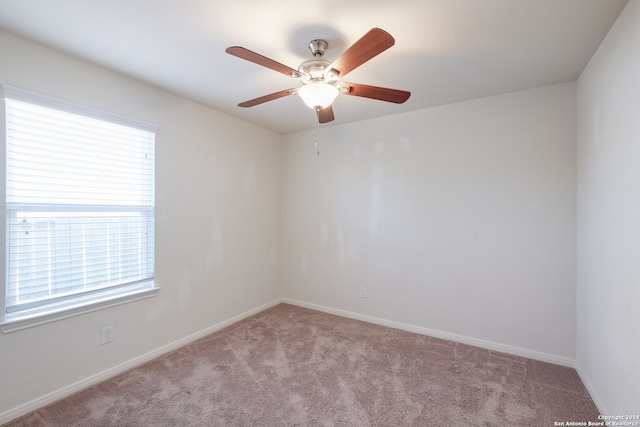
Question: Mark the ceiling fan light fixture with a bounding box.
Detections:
[298,82,339,109]
[226,28,411,123]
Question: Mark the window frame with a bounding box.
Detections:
[0,84,159,333]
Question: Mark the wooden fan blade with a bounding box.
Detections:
[327,28,395,78]
[339,83,410,104]
[226,46,299,78]
[318,105,335,123]
[238,89,297,107]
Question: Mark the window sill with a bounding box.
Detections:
[0,287,160,333]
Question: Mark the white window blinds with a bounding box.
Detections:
[4,87,156,320]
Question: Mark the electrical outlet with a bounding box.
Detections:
[101,325,114,345]
[359,287,366,299]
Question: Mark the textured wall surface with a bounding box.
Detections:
[0,30,282,419]
[282,83,577,363]
[576,0,640,414]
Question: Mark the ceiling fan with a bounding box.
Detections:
[225,28,411,124]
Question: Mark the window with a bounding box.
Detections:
[2,85,158,331]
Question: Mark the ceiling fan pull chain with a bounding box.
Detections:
[314,107,321,155]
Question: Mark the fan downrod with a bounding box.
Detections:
[308,39,328,58]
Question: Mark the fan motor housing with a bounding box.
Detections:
[298,59,332,80]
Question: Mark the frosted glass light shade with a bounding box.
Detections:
[298,82,339,109]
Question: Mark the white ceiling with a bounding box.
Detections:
[0,0,628,134]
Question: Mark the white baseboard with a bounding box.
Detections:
[574,362,606,415]
[282,298,575,368]
[0,298,283,426]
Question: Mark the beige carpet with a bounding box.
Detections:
[6,304,599,426]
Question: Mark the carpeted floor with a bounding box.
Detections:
[5,304,599,426]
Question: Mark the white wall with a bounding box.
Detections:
[576,0,640,415]
[0,30,282,420]
[282,83,578,363]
